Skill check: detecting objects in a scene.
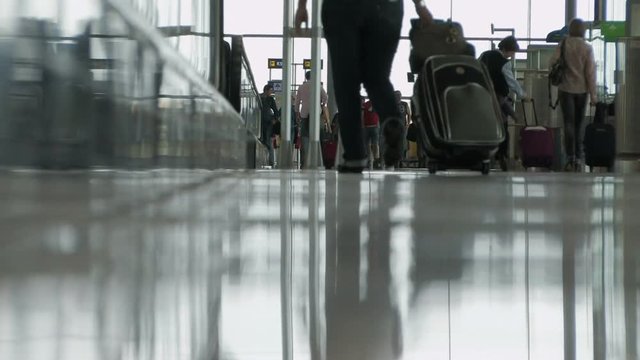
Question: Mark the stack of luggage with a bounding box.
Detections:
[409,19,504,175]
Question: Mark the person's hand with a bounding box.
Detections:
[294,6,309,33]
[415,2,434,27]
[521,96,532,102]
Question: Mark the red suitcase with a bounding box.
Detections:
[520,100,554,169]
[322,140,337,169]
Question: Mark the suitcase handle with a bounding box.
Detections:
[521,98,540,127]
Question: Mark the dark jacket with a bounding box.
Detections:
[479,50,510,97]
[261,94,279,125]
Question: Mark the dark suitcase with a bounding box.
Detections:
[408,19,472,73]
[520,100,554,169]
[584,102,615,172]
[412,55,504,175]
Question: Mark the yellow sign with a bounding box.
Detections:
[268,58,283,69]
[303,59,323,70]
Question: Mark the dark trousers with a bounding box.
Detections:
[261,121,274,166]
[559,91,588,161]
[322,0,403,161]
[497,96,515,160]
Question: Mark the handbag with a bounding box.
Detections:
[549,40,566,86]
[548,39,566,109]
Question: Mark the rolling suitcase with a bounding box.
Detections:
[584,102,615,172]
[322,140,337,169]
[520,100,554,169]
[412,55,504,175]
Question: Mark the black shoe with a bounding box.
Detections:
[337,164,365,173]
[574,159,583,173]
[564,162,574,172]
[337,158,367,174]
[382,118,404,167]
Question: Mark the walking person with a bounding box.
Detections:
[479,36,530,171]
[395,90,411,162]
[362,97,381,168]
[260,84,280,167]
[295,0,433,173]
[294,71,328,169]
[549,18,597,172]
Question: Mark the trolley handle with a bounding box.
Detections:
[521,98,539,127]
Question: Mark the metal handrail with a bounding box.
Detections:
[228,33,550,43]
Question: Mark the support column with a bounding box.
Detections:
[595,0,607,23]
[279,0,294,168]
[628,0,640,36]
[306,0,324,170]
[566,0,577,25]
[209,0,223,89]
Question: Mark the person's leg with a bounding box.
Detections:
[573,93,588,166]
[364,127,372,163]
[265,124,274,166]
[361,1,403,166]
[496,96,513,166]
[322,1,366,166]
[360,1,402,120]
[301,136,309,168]
[497,120,509,171]
[371,126,380,163]
[559,90,576,168]
[260,122,268,145]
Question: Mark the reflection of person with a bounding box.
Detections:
[294,71,328,169]
[325,176,402,360]
[549,18,597,172]
[260,84,279,167]
[479,36,530,171]
[295,0,433,172]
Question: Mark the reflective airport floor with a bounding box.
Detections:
[0,169,639,360]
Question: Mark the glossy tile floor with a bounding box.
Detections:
[0,169,639,360]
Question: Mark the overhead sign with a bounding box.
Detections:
[268,58,283,69]
[601,21,626,42]
[303,59,324,70]
[268,80,283,93]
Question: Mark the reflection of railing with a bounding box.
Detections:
[228,36,262,139]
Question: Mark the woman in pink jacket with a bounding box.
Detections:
[550,18,598,172]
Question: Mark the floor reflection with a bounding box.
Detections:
[324,175,403,360]
[0,171,639,360]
